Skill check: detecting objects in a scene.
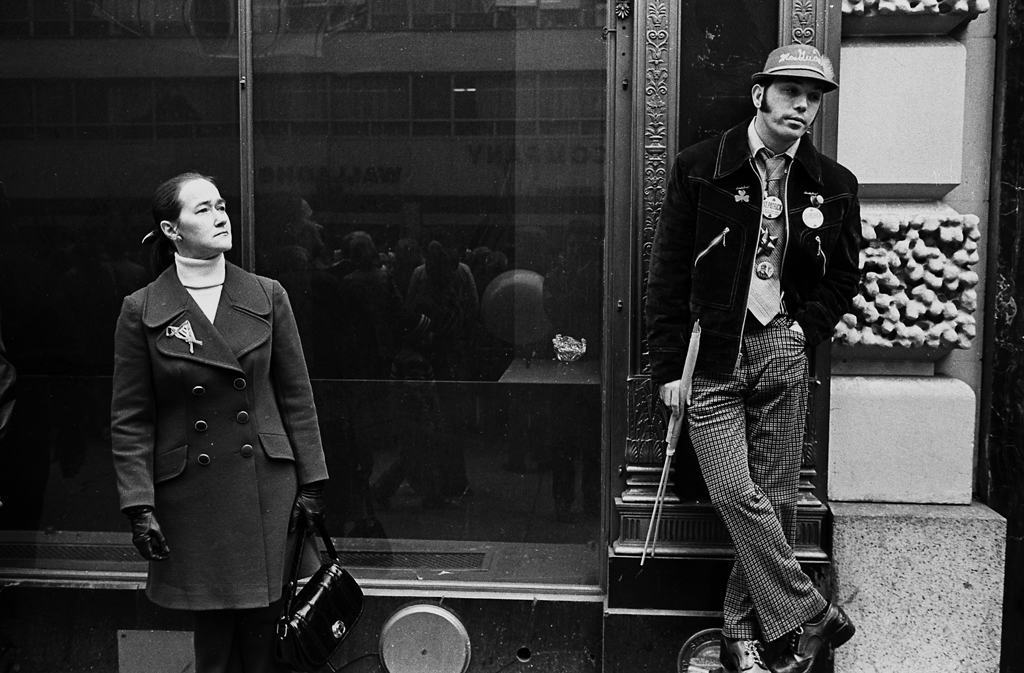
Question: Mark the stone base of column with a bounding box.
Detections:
[831,501,1005,673]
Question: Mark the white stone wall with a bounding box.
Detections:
[828,5,1005,672]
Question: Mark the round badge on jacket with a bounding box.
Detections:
[802,207,824,229]
[755,261,776,280]
[761,196,783,219]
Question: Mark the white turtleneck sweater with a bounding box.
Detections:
[174,253,225,323]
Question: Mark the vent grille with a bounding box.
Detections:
[0,543,139,563]
[337,551,486,570]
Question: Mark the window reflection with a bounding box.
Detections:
[254,70,604,139]
[0,0,240,533]
[0,0,603,38]
[252,0,605,558]
[677,0,778,146]
[0,0,605,588]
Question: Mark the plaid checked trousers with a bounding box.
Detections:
[687,315,827,642]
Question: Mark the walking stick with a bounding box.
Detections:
[641,322,701,566]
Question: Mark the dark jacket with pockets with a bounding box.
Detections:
[646,120,862,386]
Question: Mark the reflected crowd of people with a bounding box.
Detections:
[253,192,602,529]
[0,184,603,539]
[254,192,601,386]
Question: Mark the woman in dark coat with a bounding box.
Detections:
[110,172,330,673]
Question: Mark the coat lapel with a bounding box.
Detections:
[712,118,825,188]
[142,265,249,374]
[214,262,273,360]
[713,121,752,179]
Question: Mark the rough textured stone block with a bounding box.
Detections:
[829,376,974,504]
[831,502,1005,673]
[838,38,966,198]
[833,202,980,352]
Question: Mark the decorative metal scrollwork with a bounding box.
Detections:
[792,0,817,44]
[638,1,670,368]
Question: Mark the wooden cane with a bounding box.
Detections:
[640,322,701,566]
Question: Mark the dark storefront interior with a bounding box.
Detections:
[0,4,610,667]
[0,0,607,579]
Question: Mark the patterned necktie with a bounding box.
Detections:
[746,150,788,325]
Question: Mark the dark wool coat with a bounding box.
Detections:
[111,262,329,611]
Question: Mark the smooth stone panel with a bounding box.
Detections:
[838,38,966,198]
[831,502,1005,673]
[829,376,974,504]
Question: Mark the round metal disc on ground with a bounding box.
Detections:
[676,628,723,673]
[379,603,471,673]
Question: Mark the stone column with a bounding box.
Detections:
[830,3,1006,671]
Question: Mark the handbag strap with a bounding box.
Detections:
[283,515,340,614]
[314,517,339,561]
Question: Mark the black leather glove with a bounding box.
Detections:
[124,505,170,561]
[289,480,326,534]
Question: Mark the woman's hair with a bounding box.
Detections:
[152,171,215,228]
[148,171,216,273]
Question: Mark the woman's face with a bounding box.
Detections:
[162,178,232,259]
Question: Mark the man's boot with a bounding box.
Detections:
[720,637,770,673]
[771,603,855,673]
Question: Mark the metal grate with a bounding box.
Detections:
[0,542,139,563]
[337,551,487,570]
[0,543,487,571]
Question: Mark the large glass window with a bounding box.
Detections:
[0,2,240,534]
[677,1,778,148]
[0,0,605,592]
[251,0,606,587]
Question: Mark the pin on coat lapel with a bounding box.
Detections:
[166,320,203,353]
[143,262,272,373]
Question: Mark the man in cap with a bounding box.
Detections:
[646,44,861,673]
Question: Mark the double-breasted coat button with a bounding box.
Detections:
[197,453,211,466]
[194,420,208,432]
[233,378,247,390]
[192,385,206,396]
[236,411,249,424]
[240,444,254,458]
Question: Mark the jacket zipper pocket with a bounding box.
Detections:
[694,226,730,267]
[814,235,827,276]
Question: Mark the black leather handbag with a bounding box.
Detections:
[275,516,364,672]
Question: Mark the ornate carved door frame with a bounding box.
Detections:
[611,0,841,559]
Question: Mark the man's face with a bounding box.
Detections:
[752,77,824,149]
